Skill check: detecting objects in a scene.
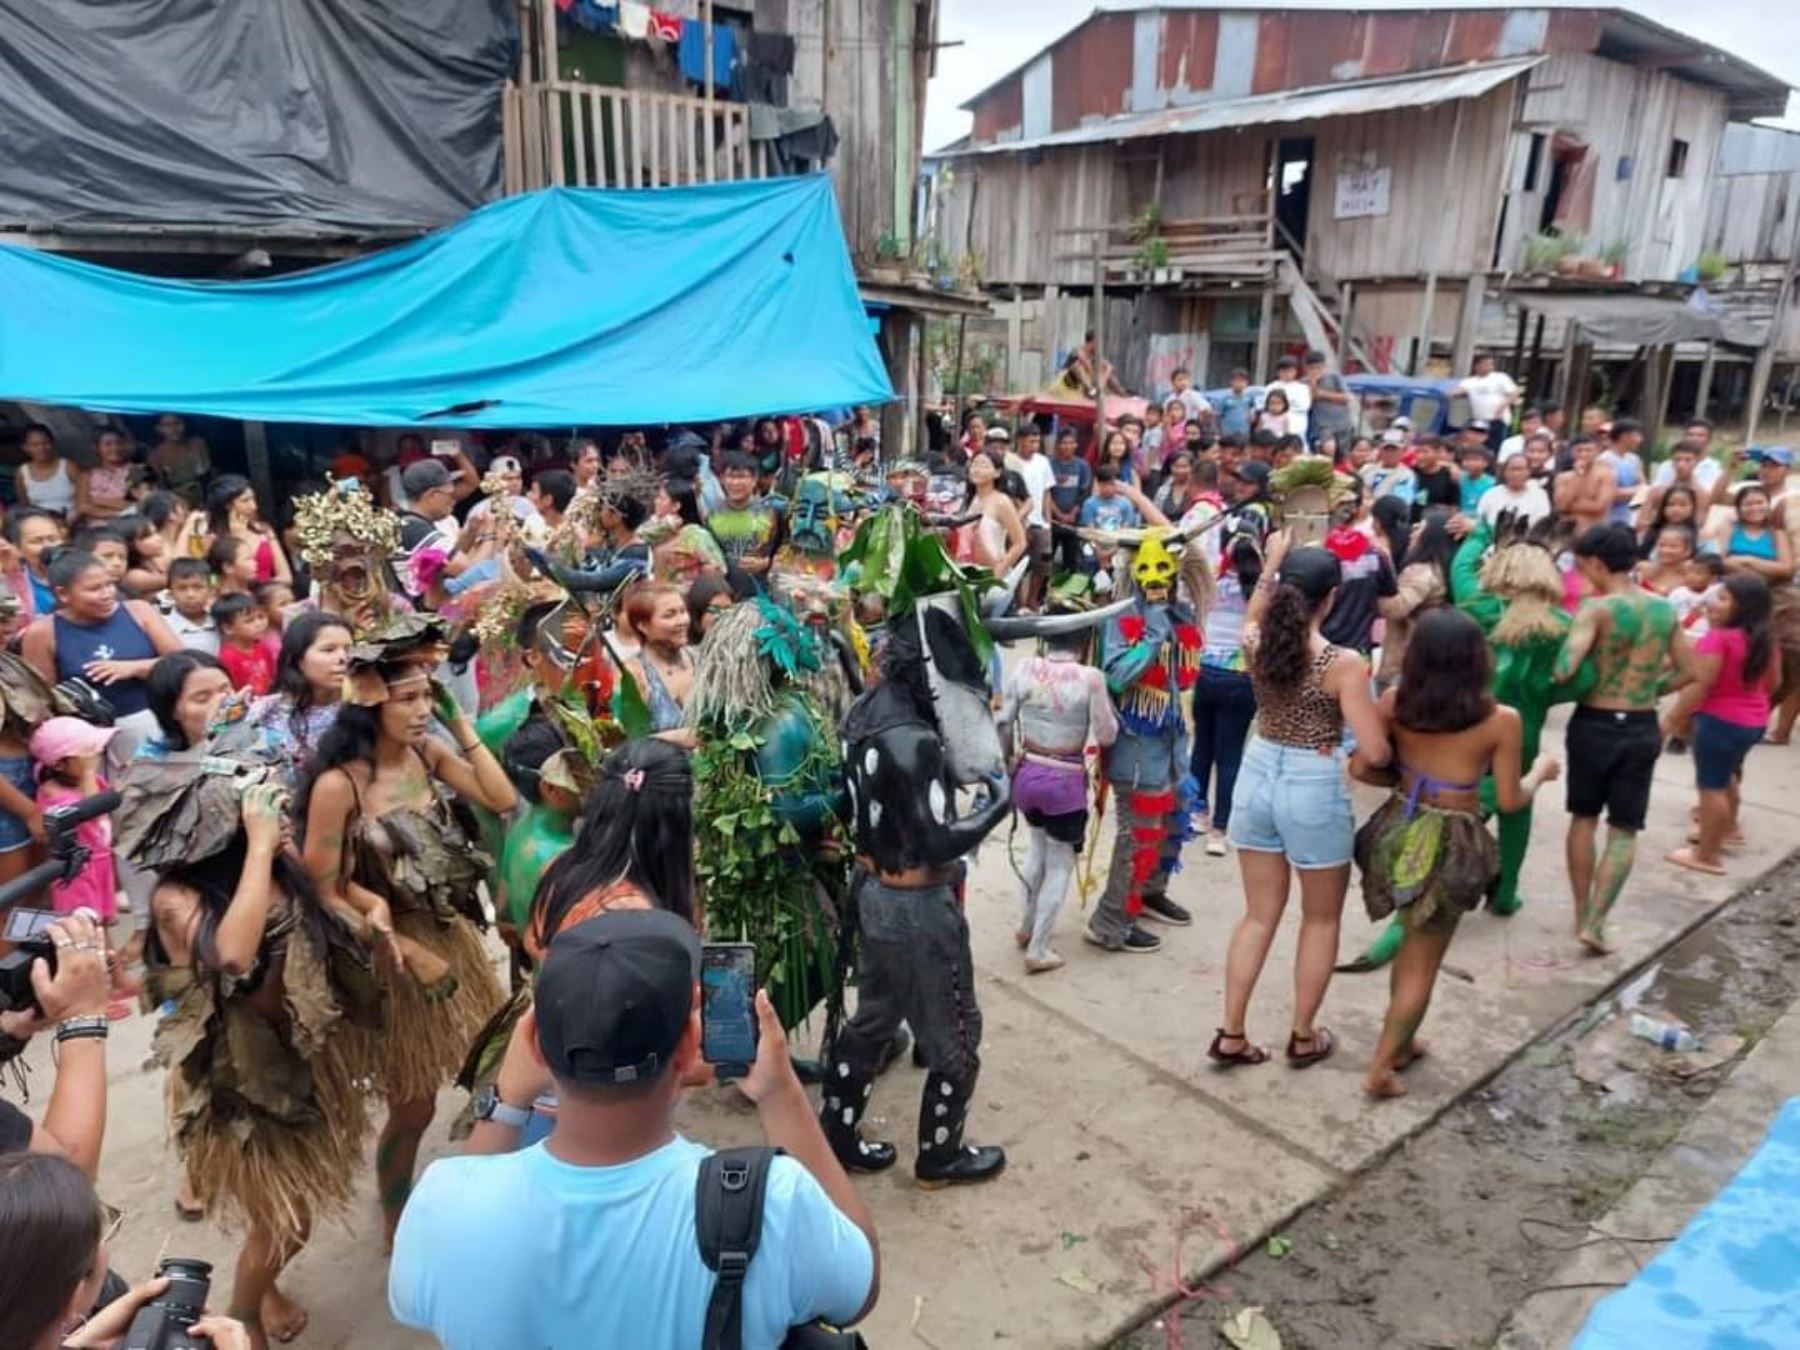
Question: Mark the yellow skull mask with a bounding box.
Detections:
[1132,530,1180,592]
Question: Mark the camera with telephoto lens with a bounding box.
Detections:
[120,1258,212,1350]
[0,791,122,1015]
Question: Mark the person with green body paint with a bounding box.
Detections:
[1556,524,1693,954]
[1348,515,1592,970]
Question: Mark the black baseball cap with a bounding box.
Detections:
[401,458,453,498]
[535,910,701,1086]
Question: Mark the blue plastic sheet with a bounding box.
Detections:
[1574,1095,1800,1348]
[0,176,891,427]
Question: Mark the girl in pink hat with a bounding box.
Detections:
[29,716,127,1018]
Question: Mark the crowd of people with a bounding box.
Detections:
[0,371,1792,1348]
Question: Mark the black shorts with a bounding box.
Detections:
[1565,706,1662,831]
[1023,806,1089,851]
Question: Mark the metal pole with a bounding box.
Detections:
[1414,98,1467,377]
[702,0,716,181]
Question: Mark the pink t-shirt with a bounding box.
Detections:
[1697,627,1772,728]
[36,778,117,922]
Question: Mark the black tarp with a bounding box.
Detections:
[0,0,517,236]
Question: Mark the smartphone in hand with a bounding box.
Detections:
[700,943,758,1079]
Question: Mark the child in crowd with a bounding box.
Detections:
[1457,445,1495,514]
[29,716,128,1018]
[208,533,258,597]
[255,579,295,636]
[165,557,219,654]
[1668,553,1725,637]
[213,591,279,695]
[73,525,129,587]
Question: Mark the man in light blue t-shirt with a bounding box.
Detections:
[389,910,879,1350]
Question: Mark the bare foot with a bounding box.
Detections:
[1363,1070,1409,1099]
[174,1178,204,1221]
[1577,929,1613,957]
[261,1286,308,1344]
[1395,1039,1430,1072]
[1013,929,1030,950]
[1666,846,1726,877]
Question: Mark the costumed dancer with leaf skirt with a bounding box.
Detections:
[295,617,513,1248]
[117,749,380,1349]
[687,596,850,1046]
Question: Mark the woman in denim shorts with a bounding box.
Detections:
[1208,541,1390,1070]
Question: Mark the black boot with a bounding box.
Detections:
[819,1060,897,1173]
[914,1072,1006,1189]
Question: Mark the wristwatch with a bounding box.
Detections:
[472,1084,534,1130]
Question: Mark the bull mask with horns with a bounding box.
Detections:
[836,505,1128,873]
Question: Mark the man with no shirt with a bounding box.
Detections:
[1554,524,1694,953]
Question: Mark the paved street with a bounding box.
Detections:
[79,708,1800,1348]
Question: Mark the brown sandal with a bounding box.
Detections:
[1207,1028,1270,1068]
[1286,1027,1335,1068]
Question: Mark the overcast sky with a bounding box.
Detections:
[924,0,1800,151]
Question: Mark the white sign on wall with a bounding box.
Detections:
[1334,166,1391,220]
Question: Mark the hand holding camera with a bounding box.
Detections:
[63,1260,251,1350]
[0,910,109,1032]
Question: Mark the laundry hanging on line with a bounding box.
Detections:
[677,18,736,90]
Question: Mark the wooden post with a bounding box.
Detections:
[1652,344,1676,446]
[1511,305,1528,376]
[950,312,968,432]
[1451,275,1484,377]
[1255,280,1276,385]
[702,0,716,182]
[1558,320,1581,411]
[1527,312,1546,399]
[244,421,273,519]
[1748,224,1800,445]
[1338,280,1355,369]
[1092,234,1107,440]
[1696,339,1717,421]
[1415,99,1467,376]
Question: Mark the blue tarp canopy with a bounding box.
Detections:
[0,175,893,427]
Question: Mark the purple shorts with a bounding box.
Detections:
[1013,758,1090,849]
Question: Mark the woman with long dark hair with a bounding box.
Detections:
[527,738,695,961]
[649,479,724,584]
[1635,482,1699,559]
[296,624,514,1248]
[244,612,353,780]
[200,475,291,586]
[1353,609,1557,1098]
[0,1153,250,1349]
[1189,520,1263,857]
[1663,573,1780,874]
[1375,506,1457,690]
[118,751,375,1345]
[1210,540,1389,1069]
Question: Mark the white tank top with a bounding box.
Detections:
[21,459,76,515]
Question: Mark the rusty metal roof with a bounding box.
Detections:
[938,57,1540,157]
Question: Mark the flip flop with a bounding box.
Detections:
[1666,846,1726,876]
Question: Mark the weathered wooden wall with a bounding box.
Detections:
[1303,82,1514,283]
[1495,52,1728,282]
[1703,126,1800,266]
[933,81,1516,288]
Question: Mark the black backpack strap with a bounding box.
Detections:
[696,1145,784,1350]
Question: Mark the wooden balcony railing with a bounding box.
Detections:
[503,80,773,193]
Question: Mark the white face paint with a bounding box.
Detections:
[927,780,948,825]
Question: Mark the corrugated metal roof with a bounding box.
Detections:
[940,57,1541,157]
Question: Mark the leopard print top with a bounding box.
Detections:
[1252,645,1344,751]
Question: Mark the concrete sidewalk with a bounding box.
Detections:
[1496,993,1800,1348]
[74,712,1800,1348]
